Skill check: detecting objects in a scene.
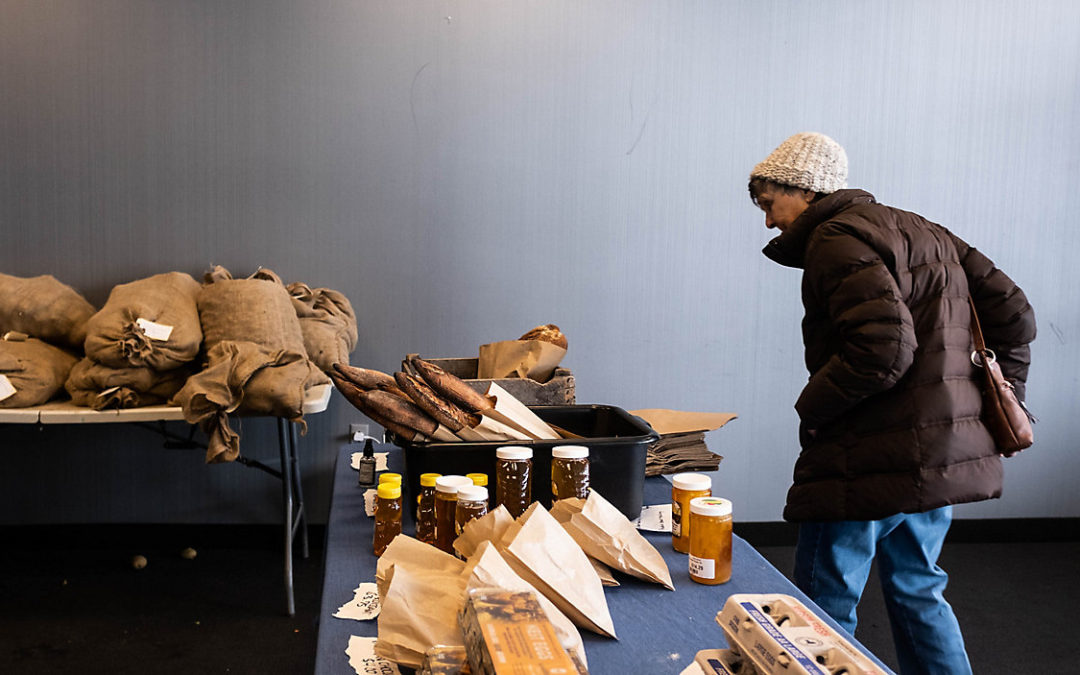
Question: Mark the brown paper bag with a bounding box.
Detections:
[478,339,566,382]
[376,535,465,600]
[453,504,515,560]
[499,502,616,638]
[374,536,467,669]
[461,541,588,668]
[559,490,675,591]
[550,499,620,587]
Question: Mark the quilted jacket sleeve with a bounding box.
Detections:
[795,222,918,429]
[949,233,1037,400]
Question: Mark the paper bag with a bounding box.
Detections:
[374,536,467,669]
[482,381,560,440]
[453,504,515,559]
[376,535,464,600]
[462,541,588,667]
[550,499,619,586]
[478,339,566,382]
[559,490,675,591]
[499,502,617,638]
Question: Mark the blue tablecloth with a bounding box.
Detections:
[314,445,892,674]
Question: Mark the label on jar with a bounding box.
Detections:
[672,501,683,538]
[689,555,715,579]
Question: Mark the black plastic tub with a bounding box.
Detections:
[396,404,659,520]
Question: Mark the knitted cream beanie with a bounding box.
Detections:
[750,132,848,194]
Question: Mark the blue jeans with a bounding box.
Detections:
[794,506,972,675]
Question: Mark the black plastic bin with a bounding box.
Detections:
[396,404,659,520]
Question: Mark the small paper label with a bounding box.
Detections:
[634,504,672,532]
[0,374,17,402]
[689,555,715,579]
[363,489,378,517]
[136,318,174,342]
[345,636,400,675]
[334,582,381,621]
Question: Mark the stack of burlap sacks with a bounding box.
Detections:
[0,267,357,463]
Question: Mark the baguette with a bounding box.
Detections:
[329,371,431,440]
[358,389,439,438]
[332,362,408,399]
[408,356,496,413]
[394,371,480,432]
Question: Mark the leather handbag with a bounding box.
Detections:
[969,296,1034,456]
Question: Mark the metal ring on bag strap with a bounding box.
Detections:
[971,348,996,368]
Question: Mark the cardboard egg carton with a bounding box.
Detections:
[714,594,890,675]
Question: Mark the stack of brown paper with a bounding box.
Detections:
[553,490,674,591]
[461,541,588,668]
[373,536,468,669]
[453,504,515,559]
[498,502,617,638]
[630,408,736,477]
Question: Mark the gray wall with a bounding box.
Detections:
[1,0,1077,524]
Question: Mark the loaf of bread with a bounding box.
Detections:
[518,324,567,350]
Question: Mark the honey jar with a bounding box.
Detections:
[551,445,590,501]
[434,475,473,554]
[671,473,712,553]
[495,447,532,518]
[688,496,732,585]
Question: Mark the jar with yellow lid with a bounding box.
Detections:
[372,482,402,557]
[688,496,732,585]
[415,472,441,546]
[671,473,712,553]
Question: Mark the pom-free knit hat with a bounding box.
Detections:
[750,132,848,194]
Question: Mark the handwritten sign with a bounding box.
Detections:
[334,582,381,621]
[346,636,400,675]
[634,503,672,533]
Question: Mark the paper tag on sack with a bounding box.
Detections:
[351,452,389,473]
[0,375,16,402]
[334,582,381,621]
[363,489,377,517]
[136,318,174,342]
[634,504,671,532]
[346,636,401,675]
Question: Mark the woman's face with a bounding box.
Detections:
[755,185,815,232]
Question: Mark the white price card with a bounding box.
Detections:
[345,636,401,675]
[334,582,381,621]
[363,489,377,517]
[634,503,672,532]
[136,318,174,342]
[0,374,16,402]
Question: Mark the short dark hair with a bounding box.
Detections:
[747,177,819,206]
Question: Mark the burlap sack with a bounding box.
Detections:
[197,267,308,355]
[0,336,79,408]
[0,273,95,350]
[64,357,191,410]
[286,282,358,373]
[83,272,202,371]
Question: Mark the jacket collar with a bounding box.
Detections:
[762,189,876,269]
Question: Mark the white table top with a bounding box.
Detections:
[0,383,332,425]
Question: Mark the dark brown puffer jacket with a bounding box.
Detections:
[763,189,1036,522]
